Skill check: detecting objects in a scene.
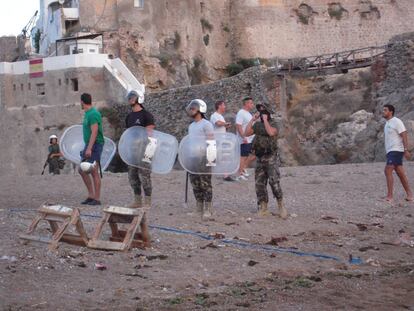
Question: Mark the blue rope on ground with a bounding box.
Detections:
[8,208,348,263]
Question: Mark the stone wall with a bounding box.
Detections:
[114,66,282,141]
[0,67,114,176]
[0,36,19,62]
[231,0,414,59]
[80,0,231,90]
[75,0,414,90]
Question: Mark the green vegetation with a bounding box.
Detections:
[190,57,203,85]
[167,297,184,305]
[99,107,121,127]
[298,14,309,25]
[156,54,171,69]
[203,34,210,46]
[200,18,213,32]
[328,4,348,20]
[173,31,181,49]
[226,58,265,76]
[34,29,41,54]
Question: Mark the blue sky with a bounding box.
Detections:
[0,1,39,36]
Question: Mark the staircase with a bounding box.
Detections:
[104,58,145,101]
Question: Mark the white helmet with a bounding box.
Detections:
[80,161,97,174]
[186,99,207,114]
[49,135,58,141]
[126,90,145,104]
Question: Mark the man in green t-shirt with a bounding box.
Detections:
[79,93,104,206]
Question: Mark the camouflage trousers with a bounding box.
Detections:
[255,154,283,204]
[189,174,212,203]
[128,166,152,196]
[48,157,60,175]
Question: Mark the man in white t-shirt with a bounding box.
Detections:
[235,97,256,180]
[210,101,235,182]
[210,100,230,134]
[382,104,412,202]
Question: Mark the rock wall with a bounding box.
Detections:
[110,33,414,167]
[117,67,281,140]
[231,0,414,59]
[76,0,414,90]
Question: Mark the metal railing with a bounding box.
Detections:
[272,45,388,73]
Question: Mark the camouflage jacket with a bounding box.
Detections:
[252,119,279,157]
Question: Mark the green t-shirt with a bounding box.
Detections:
[48,144,60,155]
[83,107,104,145]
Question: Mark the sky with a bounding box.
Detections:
[0,1,40,36]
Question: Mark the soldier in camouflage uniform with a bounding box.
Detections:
[186,99,215,220]
[245,103,288,219]
[125,90,155,208]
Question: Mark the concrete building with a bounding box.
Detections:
[0,52,144,176]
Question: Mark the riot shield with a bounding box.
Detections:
[118,126,178,174]
[59,125,116,171]
[178,133,240,175]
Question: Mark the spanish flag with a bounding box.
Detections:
[29,59,43,78]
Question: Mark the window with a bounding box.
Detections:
[134,0,144,8]
[28,83,31,90]
[13,84,16,91]
[65,78,69,85]
[20,84,24,91]
[58,79,62,86]
[37,83,45,96]
[89,49,96,53]
[71,78,79,92]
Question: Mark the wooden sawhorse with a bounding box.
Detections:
[20,202,89,250]
[88,206,150,252]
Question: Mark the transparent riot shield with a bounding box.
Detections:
[178,133,240,175]
[59,125,117,171]
[118,126,178,174]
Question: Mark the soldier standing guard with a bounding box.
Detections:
[125,90,156,208]
[244,103,288,219]
[186,99,215,220]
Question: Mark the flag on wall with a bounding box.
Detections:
[29,59,43,78]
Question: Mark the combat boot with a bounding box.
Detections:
[258,202,271,216]
[128,195,142,208]
[196,201,204,214]
[144,196,152,208]
[202,202,213,220]
[277,199,288,220]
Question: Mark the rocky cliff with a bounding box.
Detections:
[107,33,414,169]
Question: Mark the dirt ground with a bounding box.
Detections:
[1,162,414,311]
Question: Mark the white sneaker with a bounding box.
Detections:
[242,170,250,177]
[236,175,248,181]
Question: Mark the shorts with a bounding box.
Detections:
[80,143,104,164]
[241,143,252,157]
[386,151,404,166]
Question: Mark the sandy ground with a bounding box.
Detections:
[1,162,414,311]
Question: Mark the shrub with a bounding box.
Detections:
[226,63,244,76]
[173,31,181,49]
[200,18,213,32]
[203,34,210,46]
